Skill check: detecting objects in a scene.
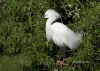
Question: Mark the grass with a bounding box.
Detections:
[0,0,100,71]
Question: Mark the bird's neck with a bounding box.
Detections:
[46,18,56,26]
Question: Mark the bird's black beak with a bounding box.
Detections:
[38,16,45,20]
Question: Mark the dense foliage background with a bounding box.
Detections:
[0,0,100,71]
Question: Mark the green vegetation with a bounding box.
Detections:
[0,0,100,71]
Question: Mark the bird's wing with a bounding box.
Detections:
[51,22,81,50]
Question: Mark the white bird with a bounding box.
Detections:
[43,9,82,65]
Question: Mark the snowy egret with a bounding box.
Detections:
[43,9,82,65]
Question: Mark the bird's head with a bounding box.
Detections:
[44,9,61,20]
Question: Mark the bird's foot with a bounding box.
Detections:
[56,60,67,66]
[56,60,64,65]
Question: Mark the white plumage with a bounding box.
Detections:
[44,9,82,50]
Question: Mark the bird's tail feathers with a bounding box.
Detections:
[70,32,83,50]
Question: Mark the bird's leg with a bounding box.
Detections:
[56,47,66,65]
[63,46,66,60]
[59,46,66,61]
[59,49,63,61]
[59,47,63,61]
